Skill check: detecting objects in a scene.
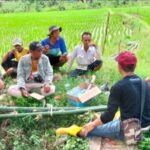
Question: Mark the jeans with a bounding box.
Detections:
[87,120,124,141]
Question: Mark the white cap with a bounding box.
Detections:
[13,38,22,46]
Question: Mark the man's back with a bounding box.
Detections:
[116,75,150,127]
[101,75,150,128]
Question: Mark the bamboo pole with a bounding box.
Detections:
[0,106,81,111]
[102,11,111,54]
[0,105,107,118]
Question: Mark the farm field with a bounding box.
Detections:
[0,6,150,149]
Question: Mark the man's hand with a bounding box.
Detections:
[43,84,51,93]
[89,42,97,48]
[20,88,29,97]
[43,45,49,54]
[6,68,16,75]
[59,54,68,63]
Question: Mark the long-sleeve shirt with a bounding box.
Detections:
[100,75,150,128]
[17,54,53,89]
[67,45,102,72]
[41,37,67,56]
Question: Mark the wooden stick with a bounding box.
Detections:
[102,12,111,54]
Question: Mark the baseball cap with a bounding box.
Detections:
[13,38,22,46]
[116,51,137,70]
[29,41,43,51]
[47,25,62,36]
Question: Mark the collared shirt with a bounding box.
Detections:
[17,54,53,88]
[67,45,102,71]
[41,37,67,56]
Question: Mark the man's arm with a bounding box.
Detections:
[100,84,120,123]
[79,84,121,137]
[60,38,67,55]
[95,47,102,60]
[41,40,49,54]
[17,57,26,89]
[67,47,77,73]
[44,57,53,84]
[2,50,15,63]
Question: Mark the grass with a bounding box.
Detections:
[0,6,150,149]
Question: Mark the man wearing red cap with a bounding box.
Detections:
[77,51,150,141]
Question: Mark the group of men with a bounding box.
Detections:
[0,25,103,97]
[0,25,150,143]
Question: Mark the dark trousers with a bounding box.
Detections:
[70,60,103,77]
[47,54,67,68]
[1,59,18,78]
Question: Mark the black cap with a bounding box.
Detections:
[29,41,43,51]
[47,25,62,36]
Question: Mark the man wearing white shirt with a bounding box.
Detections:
[67,32,103,77]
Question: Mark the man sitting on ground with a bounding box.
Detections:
[41,25,68,70]
[1,38,29,78]
[8,41,55,97]
[67,32,103,77]
[57,51,150,141]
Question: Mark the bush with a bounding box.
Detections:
[89,1,102,8]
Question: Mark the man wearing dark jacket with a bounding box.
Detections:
[78,51,150,140]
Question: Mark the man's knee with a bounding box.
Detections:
[41,85,55,96]
[59,55,68,66]
[88,60,103,71]
[8,85,21,97]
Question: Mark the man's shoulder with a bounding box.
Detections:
[112,79,127,91]
[41,54,49,61]
[19,54,31,64]
[59,37,64,41]
[21,54,30,60]
[23,48,29,52]
[41,38,49,43]
[74,44,82,50]
[113,75,141,89]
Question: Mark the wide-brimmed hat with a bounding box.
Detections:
[47,25,62,36]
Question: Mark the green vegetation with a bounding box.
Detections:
[0,0,150,13]
[0,6,150,149]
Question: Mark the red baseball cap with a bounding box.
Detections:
[116,51,137,69]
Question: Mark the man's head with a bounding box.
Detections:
[13,38,23,52]
[29,41,43,60]
[81,32,92,48]
[48,26,62,41]
[116,51,137,75]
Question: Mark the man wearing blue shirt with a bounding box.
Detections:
[41,26,68,70]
